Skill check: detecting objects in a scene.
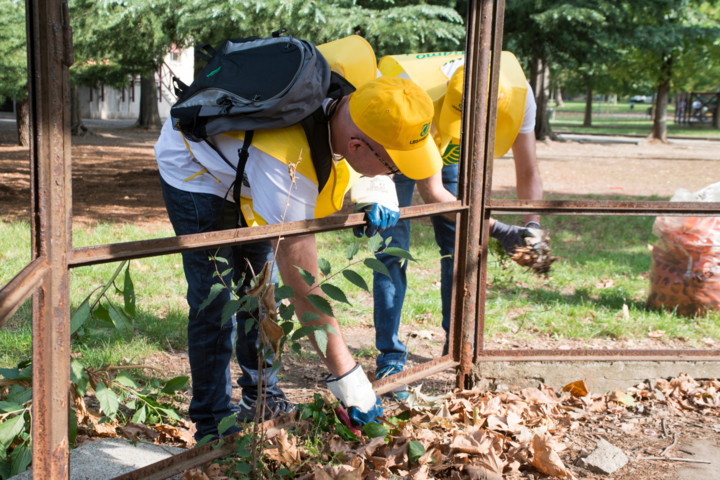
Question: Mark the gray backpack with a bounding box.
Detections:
[170,29,356,223]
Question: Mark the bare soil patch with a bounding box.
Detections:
[2,118,720,228]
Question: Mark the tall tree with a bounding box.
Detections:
[72,0,180,129]
[504,1,623,139]
[619,0,720,141]
[0,0,29,146]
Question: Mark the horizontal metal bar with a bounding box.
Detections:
[372,356,458,395]
[69,202,466,268]
[488,200,720,216]
[0,257,49,328]
[477,349,720,362]
[111,411,298,480]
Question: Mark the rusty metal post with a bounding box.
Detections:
[456,0,496,389]
[28,0,74,478]
[474,0,505,364]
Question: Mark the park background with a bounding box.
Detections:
[0,3,720,474]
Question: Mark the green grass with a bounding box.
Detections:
[2,211,719,368]
[553,100,675,115]
[550,101,720,139]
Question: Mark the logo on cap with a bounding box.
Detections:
[420,123,430,137]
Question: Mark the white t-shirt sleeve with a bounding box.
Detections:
[519,82,537,134]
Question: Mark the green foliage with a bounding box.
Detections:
[320,283,351,305]
[341,269,369,292]
[176,0,465,61]
[408,440,426,465]
[217,414,239,436]
[71,261,137,342]
[0,0,27,102]
[295,266,316,286]
[95,381,120,417]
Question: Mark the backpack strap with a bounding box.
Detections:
[232,130,255,209]
[195,44,217,63]
[299,72,356,193]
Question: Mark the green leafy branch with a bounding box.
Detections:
[70,260,137,342]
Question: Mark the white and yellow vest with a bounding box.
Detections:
[378,51,528,161]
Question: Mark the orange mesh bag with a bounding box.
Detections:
[647,183,720,317]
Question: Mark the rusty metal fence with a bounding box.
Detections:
[0,0,719,478]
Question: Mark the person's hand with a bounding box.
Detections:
[347,396,384,427]
[350,176,400,238]
[325,364,383,427]
[491,220,547,255]
[353,203,400,238]
[521,221,548,254]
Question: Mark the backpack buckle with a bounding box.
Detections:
[272,28,288,38]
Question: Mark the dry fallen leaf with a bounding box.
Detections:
[89,421,118,438]
[596,279,614,289]
[530,433,567,478]
[562,380,589,397]
[267,429,302,471]
[202,463,222,479]
[246,261,272,298]
[649,329,666,338]
[180,469,210,480]
[260,314,284,357]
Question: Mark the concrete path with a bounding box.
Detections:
[9,438,185,480]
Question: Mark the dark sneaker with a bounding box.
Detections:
[376,364,409,401]
[237,396,297,424]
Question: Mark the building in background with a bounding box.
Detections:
[78,47,194,120]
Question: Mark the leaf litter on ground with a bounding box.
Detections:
[179,373,720,479]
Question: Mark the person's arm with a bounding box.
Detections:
[511,132,543,226]
[272,234,356,378]
[416,171,457,220]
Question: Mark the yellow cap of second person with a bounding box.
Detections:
[349,77,442,180]
[438,65,465,139]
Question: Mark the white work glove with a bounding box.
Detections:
[325,364,383,426]
[350,176,400,238]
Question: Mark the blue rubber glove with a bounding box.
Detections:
[347,396,384,427]
[353,202,401,238]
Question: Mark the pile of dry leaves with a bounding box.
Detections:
[179,373,719,480]
[73,392,196,449]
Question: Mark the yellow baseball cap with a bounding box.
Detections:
[438,53,529,158]
[438,64,464,139]
[349,77,442,180]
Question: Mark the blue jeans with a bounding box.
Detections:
[160,177,283,439]
[373,165,458,369]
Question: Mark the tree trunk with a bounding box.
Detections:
[15,84,29,147]
[651,55,673,142]
[136,73,162,129]
[534,57,553,141]
[555,87,564,107]
[70,83,91,136]
[16,97,29,147]
[583,87,593,127]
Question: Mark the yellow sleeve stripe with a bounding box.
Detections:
[183,169,209,182]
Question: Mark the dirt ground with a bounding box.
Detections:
[3,115,720,228]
